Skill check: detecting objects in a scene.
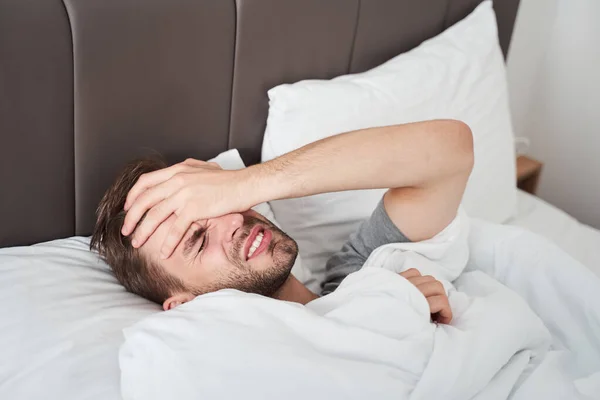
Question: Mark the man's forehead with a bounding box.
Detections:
[139,215,176,255]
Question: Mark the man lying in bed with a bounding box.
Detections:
[91,119,473,324]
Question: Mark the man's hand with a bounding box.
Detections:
[121,158,256,257]
[400,268,452,324]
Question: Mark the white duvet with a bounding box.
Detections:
[120,214,600,400]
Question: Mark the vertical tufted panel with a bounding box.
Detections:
[0,0,75,247]
[63,0,236,234]
[492,0,521,58]
[350,0,448,73]
[229,0,360,165]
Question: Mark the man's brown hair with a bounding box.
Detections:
[90,157,187,305]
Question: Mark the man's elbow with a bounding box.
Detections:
[442,119,474,175]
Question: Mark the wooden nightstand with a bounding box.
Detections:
[516,156,543,195]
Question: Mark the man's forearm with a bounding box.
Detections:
[246,119,473,203]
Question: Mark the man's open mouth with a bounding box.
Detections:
[244,225,272,261]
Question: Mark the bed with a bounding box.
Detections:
[1,0,599,399]
[508,190,600,277]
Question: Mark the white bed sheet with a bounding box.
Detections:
[506,190,600,278]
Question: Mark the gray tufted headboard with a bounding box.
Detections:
[0,0,520,248]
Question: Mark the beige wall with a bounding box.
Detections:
[507,0,600,228]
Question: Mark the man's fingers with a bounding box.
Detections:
[122,179,181,236]
[399,268,421,279]
[414,280,445,297]
[406,275,435,287]
[124,164,185,211]
[182,158,208,167]
[427,295,446,314]
[434,312,453,325]
[182,158,221,170]
[427,295,452,324]
[129,198,176,248]
[404,274,452,324]
[124,160,221,212]
[160,210,195,259]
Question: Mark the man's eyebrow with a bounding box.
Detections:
[183,227,206,257]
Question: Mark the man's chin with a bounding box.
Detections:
[264,270,293,298]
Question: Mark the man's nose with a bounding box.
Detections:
[216,213,244,242]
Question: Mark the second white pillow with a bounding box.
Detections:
[262,1,516,286]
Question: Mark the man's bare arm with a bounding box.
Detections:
[123,119,473,255]
[253,119,473,241]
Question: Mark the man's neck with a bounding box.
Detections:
[272,275,319,305]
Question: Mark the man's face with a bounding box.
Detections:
[140,210,298,307]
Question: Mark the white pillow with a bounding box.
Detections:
[0,236,155,400]
[262,1,517,286]
[0,150,312,400]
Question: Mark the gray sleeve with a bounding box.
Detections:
[321,198,411,296]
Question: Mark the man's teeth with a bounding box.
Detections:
[248,232,264,258]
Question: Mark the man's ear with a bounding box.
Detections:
[163,293,195,311]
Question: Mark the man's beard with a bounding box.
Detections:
[201,215,298,297]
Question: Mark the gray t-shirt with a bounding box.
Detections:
[321,199,410,295]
